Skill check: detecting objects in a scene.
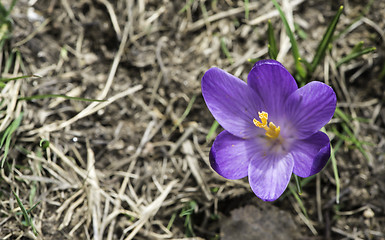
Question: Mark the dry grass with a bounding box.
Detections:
[0,0,384,239]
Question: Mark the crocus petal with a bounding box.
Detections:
[247,59,298,120]
[285,81,336,139]
[248,154,294,201]
[291,131,331,178]
[210,130,261,180]
[202,67,265,139]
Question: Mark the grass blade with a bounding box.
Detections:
[18,94,105,102]
[4,0,18,16]
[330,140,342,204]
[310,6,344,73]
[171,95,196,132]
[288,183,308,218]
[341,123,370,162]
[0,74,37,83]
[336,46,376,68]
[244,0,249,19]
[293,174,302,195]
[220,37,234,64]
[12,191,38,236]
[206,120,219,142]
[267,20,278,60]
[1,113,23,168]
[271,0,306,79]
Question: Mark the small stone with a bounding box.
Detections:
[363,208,374,218]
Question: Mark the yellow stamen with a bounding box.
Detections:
[253,111,280,139]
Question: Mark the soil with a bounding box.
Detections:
[0,0,384,239]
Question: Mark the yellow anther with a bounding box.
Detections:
[253,111,280,139]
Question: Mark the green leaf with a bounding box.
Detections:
[271,0,306,80]
[267,20,278,60]
[12,191,38,236]
[334,0,373,41]
[0,3,7,18]
[167,212,177,230]
[0,74,37,83]
[294,23,307,40]
[288,183,308,218]
[293,174,302,195]
[18,94,105,102]
[310,6,344,73]
[5,0,18,16]
[171,95,196,132]
[220,37,234,64]
[330,140,342,204]
[248,58,259,64]
[244,0,250,20]
[336,46,376,68]
[1,113,23,168]
[206,120,219,142]
[334,107,351,126]
[39,139,50,150]
[340,123,370,162]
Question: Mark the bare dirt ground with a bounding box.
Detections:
[1,0,385,239]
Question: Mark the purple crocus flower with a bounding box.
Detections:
[202,59,336,201]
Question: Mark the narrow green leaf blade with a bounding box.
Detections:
[330,140,342,204]
[206,120,219,142]
[171,95,196,132]
[267,20,278,60]
[270,0,306,79]
[13,191,38,236]
[0,74,37,83]
[18,94,105,102]
[288,183,308,218]
[1,113,23,168]
[336,46,376,68]
[293,174,302,195]
[244,0,250,19]
[220,37,234,64]
[310,6,344,73]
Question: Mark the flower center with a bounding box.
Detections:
[253,111,280,139]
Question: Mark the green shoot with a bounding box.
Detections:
[1,113,23,168]
[271,0,306,80]
[288,183,308,218]
[267,20,278,60]
[179,200,197,237]
[206,120,219,142]
[333,108,370,162]
[12,190,38,236]
[167,212,177,230]
[294,23,307,40]
[334,0,374,41]
[0,0,17,43]
[220,37,234,64]
[171,95,196,132]
[330,140,342,204]
[39,139,50,150]
[336,46,376,68]
[310,6,344,73]
[18,94,105,102]
[244,0,250,20]
[340,123,370,162]
[0,74,39,84]
[293,174,302,195]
